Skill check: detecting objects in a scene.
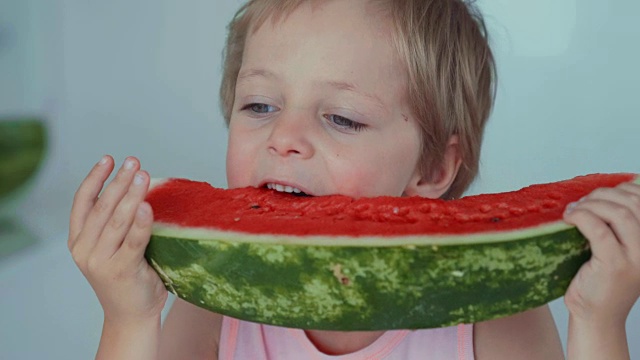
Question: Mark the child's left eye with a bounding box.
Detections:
[325,114,367,132]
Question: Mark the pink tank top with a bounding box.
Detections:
[219,317,474,360]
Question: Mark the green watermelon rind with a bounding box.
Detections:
[145,224,588,330]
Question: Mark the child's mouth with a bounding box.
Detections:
[265,183,312,197]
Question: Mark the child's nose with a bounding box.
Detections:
[266,113,315,159]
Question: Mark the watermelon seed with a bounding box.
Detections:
[234,217,241,222]
[491,217,501,223]
[250,204,261,209]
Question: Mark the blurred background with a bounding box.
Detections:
[1,0,638,358]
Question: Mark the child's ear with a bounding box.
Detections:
[403,135,462,198]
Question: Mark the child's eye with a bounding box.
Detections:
[241,103,278,114]
[325,114,367,132]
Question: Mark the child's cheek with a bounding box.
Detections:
[331,164,383,198]
[225,141,252,188]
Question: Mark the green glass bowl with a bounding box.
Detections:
[0,118,48,216]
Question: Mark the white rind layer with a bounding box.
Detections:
[151,220,573,247]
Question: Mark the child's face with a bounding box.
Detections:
[226,0,423,198]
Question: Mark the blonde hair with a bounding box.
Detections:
[220,0,496,199]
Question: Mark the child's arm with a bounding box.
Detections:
[159,299,223,360]
[96,317,162,360]
[475,305,564,359]
[563,182,640,360]
[567,315,629,360]
[69,156,168,360]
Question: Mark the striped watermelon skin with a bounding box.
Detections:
[145,224,589,330]
[144,174,637,330]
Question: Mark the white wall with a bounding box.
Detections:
[0,0,49,113]
[1,1,638,359]
[475,1,640,357]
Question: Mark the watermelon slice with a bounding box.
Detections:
[144,173,638,330]
[0,118,47,199]
[0,118,47,218]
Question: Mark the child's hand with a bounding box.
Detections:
[68,156,168,324]
[563,181,640,325]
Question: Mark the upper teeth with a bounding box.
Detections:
[267,183,302,194]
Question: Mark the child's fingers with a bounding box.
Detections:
[114,202,154,267]
[94,171,151,259]
[618,182,640,195]
[69,155,114,250]
[564,207,623,263]
[583,186,640,222]
[617,182,640,210]
[73,157,141,256]
[573,199,640,251]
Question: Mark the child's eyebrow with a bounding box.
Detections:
[237,67,386,110]
[238,68,276,82]
[325,80,386,110]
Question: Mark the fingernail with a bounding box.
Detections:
[565,202,577,214]
[134,172,145,185]
[98,156,108,165]
[124,158,135,170]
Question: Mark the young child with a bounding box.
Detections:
[68,0,640,359]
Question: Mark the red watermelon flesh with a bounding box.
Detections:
[146,173,636,237]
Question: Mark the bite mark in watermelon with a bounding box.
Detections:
[144,173,638,330]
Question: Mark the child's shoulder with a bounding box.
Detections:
[474,305,563,359]
[159,299,223,360]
